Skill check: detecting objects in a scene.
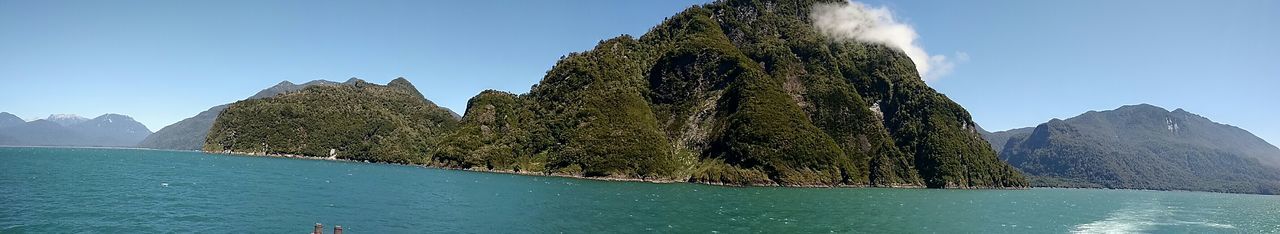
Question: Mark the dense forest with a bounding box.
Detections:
[139,80,358,150]
[991,104,1280,194]
[204,0,1026,188]
[204,78,460,164]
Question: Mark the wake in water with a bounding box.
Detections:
[1072,198,1236,233]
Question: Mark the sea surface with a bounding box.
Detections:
[2,147,1278,233]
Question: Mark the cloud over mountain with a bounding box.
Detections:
[811,1,960,81]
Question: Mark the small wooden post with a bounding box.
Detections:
[334,225,343,234]
[314,223,324,234]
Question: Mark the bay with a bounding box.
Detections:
[2,147,1277,233]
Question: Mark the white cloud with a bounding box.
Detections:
[810,1,962,81]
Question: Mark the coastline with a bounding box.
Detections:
[8,146,1266,194]
[204,150,1020,190]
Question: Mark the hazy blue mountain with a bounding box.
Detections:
[44,114,88,126]
[135,105,230,150]
[0,114,152,147]
[0,112,24,128]
[990,104,1280,194]
[70,114,153,146]
[0,120,83,146]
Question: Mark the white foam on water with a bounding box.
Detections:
[1072,200,1166,234]
[1175,221,1236,229]
[1073,198,1237,233]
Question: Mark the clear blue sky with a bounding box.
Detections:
[2,1,1277,144]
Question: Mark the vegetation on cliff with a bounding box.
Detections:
[205,0,1026,188]
[428,0,1025,187]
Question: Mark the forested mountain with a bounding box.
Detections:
[989,104,1280,194]
[209,0,1025,188]
[204,78,461,164]
[981,127,1033,154]
[137,79,352,150]
[0,113,152,147]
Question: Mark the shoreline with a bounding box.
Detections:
[7,146,1267,195]
[205,150,1026,190]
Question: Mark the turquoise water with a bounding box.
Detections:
[2,147,1278,233]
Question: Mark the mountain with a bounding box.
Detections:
[44,114,88,126]
[201,0,1026,188]
[0,112,24,128]
[991,104,1280,194]
[431,0,1024,187]
[0,113,152,147]
[70,114,153,146]
[0,120,83,146]
[982,127,1034,154]
[204,78,460,164]
[136,79,345,150]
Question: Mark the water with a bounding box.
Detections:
[2,147,1278,233]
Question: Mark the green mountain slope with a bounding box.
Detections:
[981,127,1034,155]
[993,104,1280,194]
[203,78,460,164]
[201,0,1024,188]
[138,80,349,150]
[431,0,1024,187]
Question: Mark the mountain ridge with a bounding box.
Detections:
[986,104,1280,194]
[0,113,153,147]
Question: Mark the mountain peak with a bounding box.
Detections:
[387,77,419,93]
[47,113,85,119]
[93,113,135,121]
[44,114,89,126]
[300,79,338,86]
[1115,103,1168,113]
[0,112,25,128]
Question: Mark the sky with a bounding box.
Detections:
[1,0,1277,144]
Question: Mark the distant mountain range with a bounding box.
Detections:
[0,113,152,147]
[982,104,1280,194]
